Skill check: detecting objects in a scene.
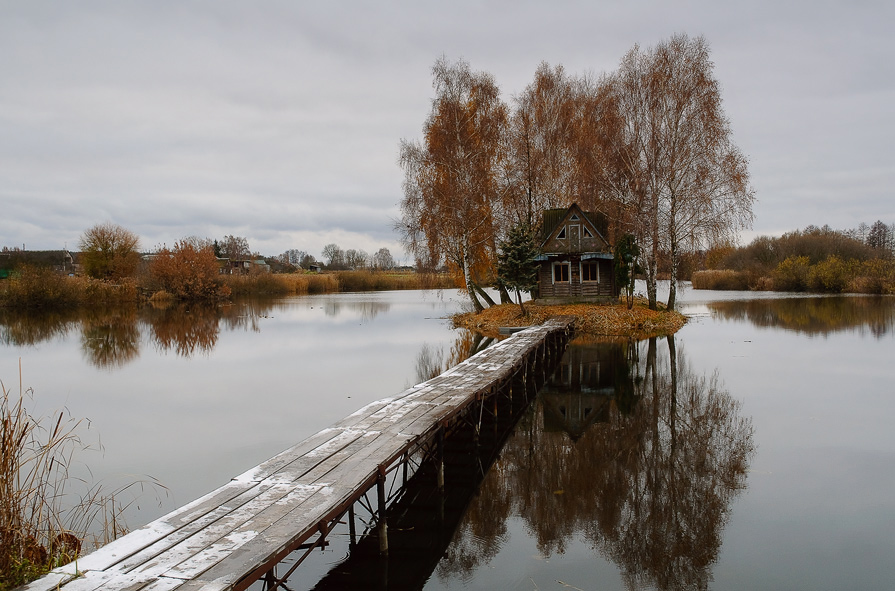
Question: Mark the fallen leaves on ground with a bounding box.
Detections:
[452,300,687,339]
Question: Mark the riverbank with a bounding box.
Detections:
[0,270,457,309]
[452,300,687,339]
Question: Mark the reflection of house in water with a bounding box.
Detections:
[540,342,634,440]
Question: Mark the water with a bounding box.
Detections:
[0,290,472,525]
[2,284,894,589]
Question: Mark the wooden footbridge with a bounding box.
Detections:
[24,318,573,591]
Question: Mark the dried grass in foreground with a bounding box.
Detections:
[0,365,165,590]
[452,300,687,339]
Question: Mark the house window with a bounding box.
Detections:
[570,214,580,221]
[583,226,593,238]
[582,262,599,282]
[557,226,566,239]
[553,262,570,283]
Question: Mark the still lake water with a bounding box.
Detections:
[2,284,893,590]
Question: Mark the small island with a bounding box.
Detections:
[453,299,686,340]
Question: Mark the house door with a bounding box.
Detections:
[569,224,581,251]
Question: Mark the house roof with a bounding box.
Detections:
[539,203,610,250]
[540,204,609,245]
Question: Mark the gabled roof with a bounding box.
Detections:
[539,203,610,249]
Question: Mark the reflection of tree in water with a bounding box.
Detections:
[145,303,220,358]
[591,337,754,590]
[437,336,754,590]
[218,298,283,332]
[414,330,495,384]
[438,462,512,581]
[80,307,140,369]
[0,308,80,346]
[3,298,292,362]
[708,296,895,338]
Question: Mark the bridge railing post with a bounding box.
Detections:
[377,469,388,556]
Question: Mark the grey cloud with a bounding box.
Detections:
[1,0,893,256]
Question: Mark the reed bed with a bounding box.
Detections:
[222,272,339,296]
[0,266,138,309]
[221,270,454,297]
[0,268,457,310]
[0,367,162,590]
[691,269,751,291]
[333,270,456,292]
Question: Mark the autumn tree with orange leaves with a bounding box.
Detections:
[398,57,509,312]
[506,63,623,230]
[148,240,230,301]
[401,37,752,312]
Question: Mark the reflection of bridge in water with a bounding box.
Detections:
[25,319,573,591]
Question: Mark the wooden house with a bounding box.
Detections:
[536,203,618,301]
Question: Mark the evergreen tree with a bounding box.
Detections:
[614,233,640,309]
[497,224,540,316]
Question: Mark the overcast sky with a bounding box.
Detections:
[2,1,892,260]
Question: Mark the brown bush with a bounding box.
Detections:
[771,256,811,291]
[147,242,229,301]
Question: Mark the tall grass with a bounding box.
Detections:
[0,266,138,309]
[221,270,455,297]
[222,272,339,296]
[333,270,456,292]
[691,270,751,291]
[0,366,162,590]
[0,267,459,311]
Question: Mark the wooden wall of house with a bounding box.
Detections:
[538,259,616,299]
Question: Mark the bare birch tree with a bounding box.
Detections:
[610,34,754,309]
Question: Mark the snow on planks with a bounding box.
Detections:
[22,318,572,591]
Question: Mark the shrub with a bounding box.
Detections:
[772,256,811,291]
[807,255,853,293]
[147,242,229,301]
[848,259,895,294]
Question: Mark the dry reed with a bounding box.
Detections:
[0,363,164,590]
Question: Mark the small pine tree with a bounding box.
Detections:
[614,234,641,309]
[497,224,540,316]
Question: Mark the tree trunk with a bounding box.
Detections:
[462,251,485,313]
[667,194,678,310]
[645,250,658,311]
[473,282,498,307]
[499,283,512,304]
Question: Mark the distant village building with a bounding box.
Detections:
[536,203,619,301]
[216,258,271,275]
